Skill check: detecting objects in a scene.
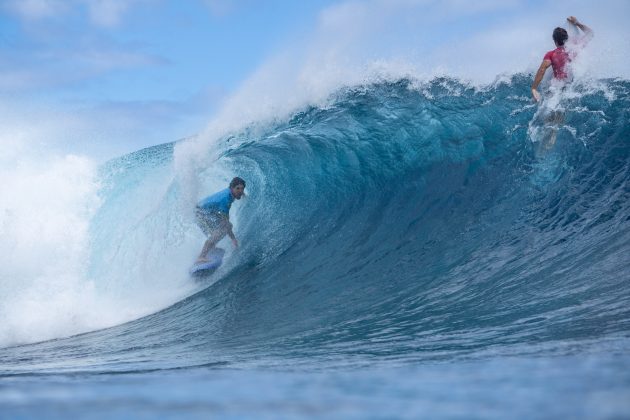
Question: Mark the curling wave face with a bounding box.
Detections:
[1,76,629,374]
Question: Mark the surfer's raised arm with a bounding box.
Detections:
[567,16,593,38]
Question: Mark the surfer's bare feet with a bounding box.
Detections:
[196,257,209,264]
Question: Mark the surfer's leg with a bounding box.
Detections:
[197,240,213,261]
[197,231,226,261]
[196,218,228,261]
[538,110,564,153]
[549,110,564,147]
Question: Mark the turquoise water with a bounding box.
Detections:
[1,76,629,418]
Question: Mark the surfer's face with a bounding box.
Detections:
[231,184,245,199]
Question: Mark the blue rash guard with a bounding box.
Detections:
[197,188,234,215]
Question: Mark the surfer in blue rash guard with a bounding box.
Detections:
[195,177,246,263]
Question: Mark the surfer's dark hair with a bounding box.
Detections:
[553,27,568,46]
[230,177,246,188]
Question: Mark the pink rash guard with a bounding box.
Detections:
[543,47,570,80]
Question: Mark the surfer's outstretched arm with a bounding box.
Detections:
[567,16,592,35]
[567,16,593,44]
[226,220,238,248]
[531,59,551,102]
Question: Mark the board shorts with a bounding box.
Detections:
[195,207,228,238]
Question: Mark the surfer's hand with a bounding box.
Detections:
[532,88,541,103]
[232,238,239,248]
[567,16,578,25]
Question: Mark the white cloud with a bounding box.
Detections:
[3,0,68,20]
[3,0,151,27]
[84,0,151,27]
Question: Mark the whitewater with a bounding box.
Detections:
[1,70,629,416]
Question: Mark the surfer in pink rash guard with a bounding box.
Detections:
[531,16,593,102]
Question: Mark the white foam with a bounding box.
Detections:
[0,143,204,347]
[0,151,103,346]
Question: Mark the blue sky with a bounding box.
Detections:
[1,0,628,160]
[0,1,341,158]
[0,1,337,99]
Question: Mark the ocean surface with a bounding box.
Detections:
[1,76,629,418]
